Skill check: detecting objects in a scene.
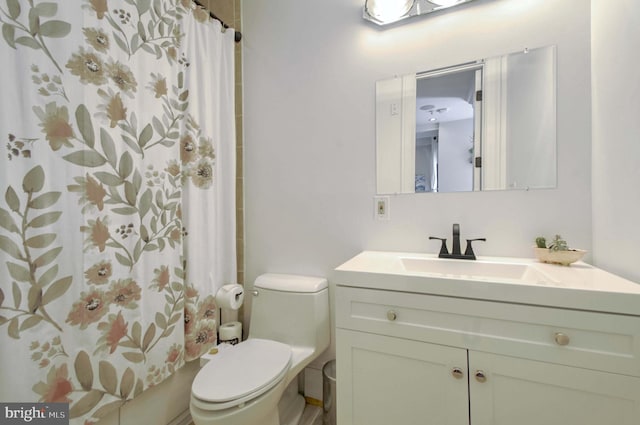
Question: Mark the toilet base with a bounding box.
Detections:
[279,381,306,425]
[190,376,287,425]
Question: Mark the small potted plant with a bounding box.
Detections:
[533,235,586,266]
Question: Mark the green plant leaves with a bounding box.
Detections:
[94,172,123,186]
[138,124,153,148]
[121,352,144,363]
[5,187,20,211]
[6,0,21,19]
[29,192,61,209]
[70,390,104,418]
[74,351,94,391]
[2,24,16,49]
[12,282,21,309]
[138,189,152,219]
[38,20,71,38]
[124,181,137,206]
[7,317,19,339]
[0,164,68,335]
[63,150,107,167]
[136,0,152,15]
[131,322,142,347]
[42,276,72,304]
[142,323,156,352]
[28,211,62,228]
[33,247,62,268]
[14,36,40,50]
[119,152,134,179]
[25,233,56,249]
[0,208,18,233]
[34,2,58,17]
[27,285,42,313]
[7,262,30,282]
[0,235,22,260]
[120,368,135,398]
[36,264,58,287]
[99,361,118,394]
[22,166,45,193]
[100,128,117,169]
[76,104,95,148]
[19,315,42,331]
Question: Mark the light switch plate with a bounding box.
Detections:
[374,196,390,220]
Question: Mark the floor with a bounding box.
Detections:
[188,404,324,425]
[300,405,323,425]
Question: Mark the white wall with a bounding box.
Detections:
[242,0,591,367]
[591,0,640,283]
[242,0,591,271]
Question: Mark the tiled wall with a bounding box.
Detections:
[199,0,244,286]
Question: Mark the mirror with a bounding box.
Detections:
[376,45,557,194]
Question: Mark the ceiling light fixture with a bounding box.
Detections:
[364,0,416,25]
[363,0,477,26]
[428,0,465,7]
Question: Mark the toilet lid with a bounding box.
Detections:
[192,338,292,404]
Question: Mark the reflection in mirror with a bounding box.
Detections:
[375,45,557,194]
[416,63,482,192]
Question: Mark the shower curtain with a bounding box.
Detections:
[0,1,236,423]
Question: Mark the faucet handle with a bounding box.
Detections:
[464,238,486,260]
[429,237,449,256]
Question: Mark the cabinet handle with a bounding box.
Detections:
[474,370,487,383]
[554,332,570,346]
[451,367,464,379]
[386,310,397,321]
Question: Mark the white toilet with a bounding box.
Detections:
[190,273,330,425]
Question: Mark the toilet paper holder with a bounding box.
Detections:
[214,281,245,344]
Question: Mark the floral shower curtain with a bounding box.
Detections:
[0,0,236,423]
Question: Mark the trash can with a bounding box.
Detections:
[322,359,336,425]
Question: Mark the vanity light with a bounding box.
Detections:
[363,0,477,26]
[428,0,465,6]
[364,0,416,25]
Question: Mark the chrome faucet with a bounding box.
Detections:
[429,223,486,260]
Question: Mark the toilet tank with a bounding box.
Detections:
[249,274,329,354]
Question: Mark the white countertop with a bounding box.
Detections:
[332,251,640,316]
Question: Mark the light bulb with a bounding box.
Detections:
[428,0,463,7]
[365,0,415,24]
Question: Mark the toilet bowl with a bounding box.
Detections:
[190,274,330,425]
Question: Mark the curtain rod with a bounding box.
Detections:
[192,0,242,42]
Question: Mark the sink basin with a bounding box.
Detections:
[400,257,544,281]
[332,250,553,283]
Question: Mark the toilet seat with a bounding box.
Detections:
[191,339,292,411]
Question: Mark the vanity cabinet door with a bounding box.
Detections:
[336,328,469,425]
[469,351,640,425]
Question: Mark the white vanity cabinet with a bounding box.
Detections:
[335,285,640,425]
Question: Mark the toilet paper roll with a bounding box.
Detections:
[219,321,242,345]
[215,284,244,310]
